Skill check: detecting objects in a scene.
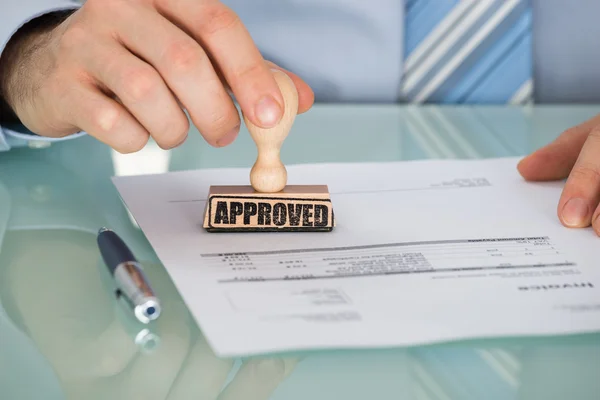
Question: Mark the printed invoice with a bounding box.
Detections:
[113,157,600,357]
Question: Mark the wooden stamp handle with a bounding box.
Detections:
[244,69,299,193]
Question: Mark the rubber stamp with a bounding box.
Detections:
[203,69,334,232]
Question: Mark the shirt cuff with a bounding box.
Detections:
[0,128,9,151]
[0,0,81,53]
[0,124,86,151]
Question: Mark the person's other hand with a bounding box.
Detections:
[0,0,314,153]
[518,113,600,235]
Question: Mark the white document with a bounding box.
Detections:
[113,157,600,357]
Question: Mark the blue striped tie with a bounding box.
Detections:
[401,0,533,104]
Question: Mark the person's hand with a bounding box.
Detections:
[0,0,314,153]
[518,113,600,235]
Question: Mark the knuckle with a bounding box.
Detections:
[121,68,158,103]
[91,104,121,133]
[59,23,88,51]
[570,162,600,184]
[199,5,241,36]
[165,41,204,73]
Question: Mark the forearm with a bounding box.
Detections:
[0,9,75,124]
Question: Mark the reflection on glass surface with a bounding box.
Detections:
[0,105,599,399]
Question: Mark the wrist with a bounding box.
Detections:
[0,10,75,124]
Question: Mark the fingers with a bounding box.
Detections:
[110,3,239,147]
[62,83,151,153]
[556,126,600,229]
[31,0,316,153]
[517,113,600,235]
[156,0,285,129]
[517,122,594,181]
[11,0,315,151]
[83,40,190,150]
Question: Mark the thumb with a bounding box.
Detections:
[517,120,596,181]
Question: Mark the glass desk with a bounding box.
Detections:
[1,105,599,399]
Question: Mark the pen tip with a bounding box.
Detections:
[98,227,111,234]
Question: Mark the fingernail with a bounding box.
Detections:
[255,95,282,127]
[561,198,589,227]
[216,125,239,147]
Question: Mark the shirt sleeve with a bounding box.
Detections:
[0,0,83,152]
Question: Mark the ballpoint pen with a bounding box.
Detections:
[97,227,161,324]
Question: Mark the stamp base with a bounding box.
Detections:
[202,185,335,232]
